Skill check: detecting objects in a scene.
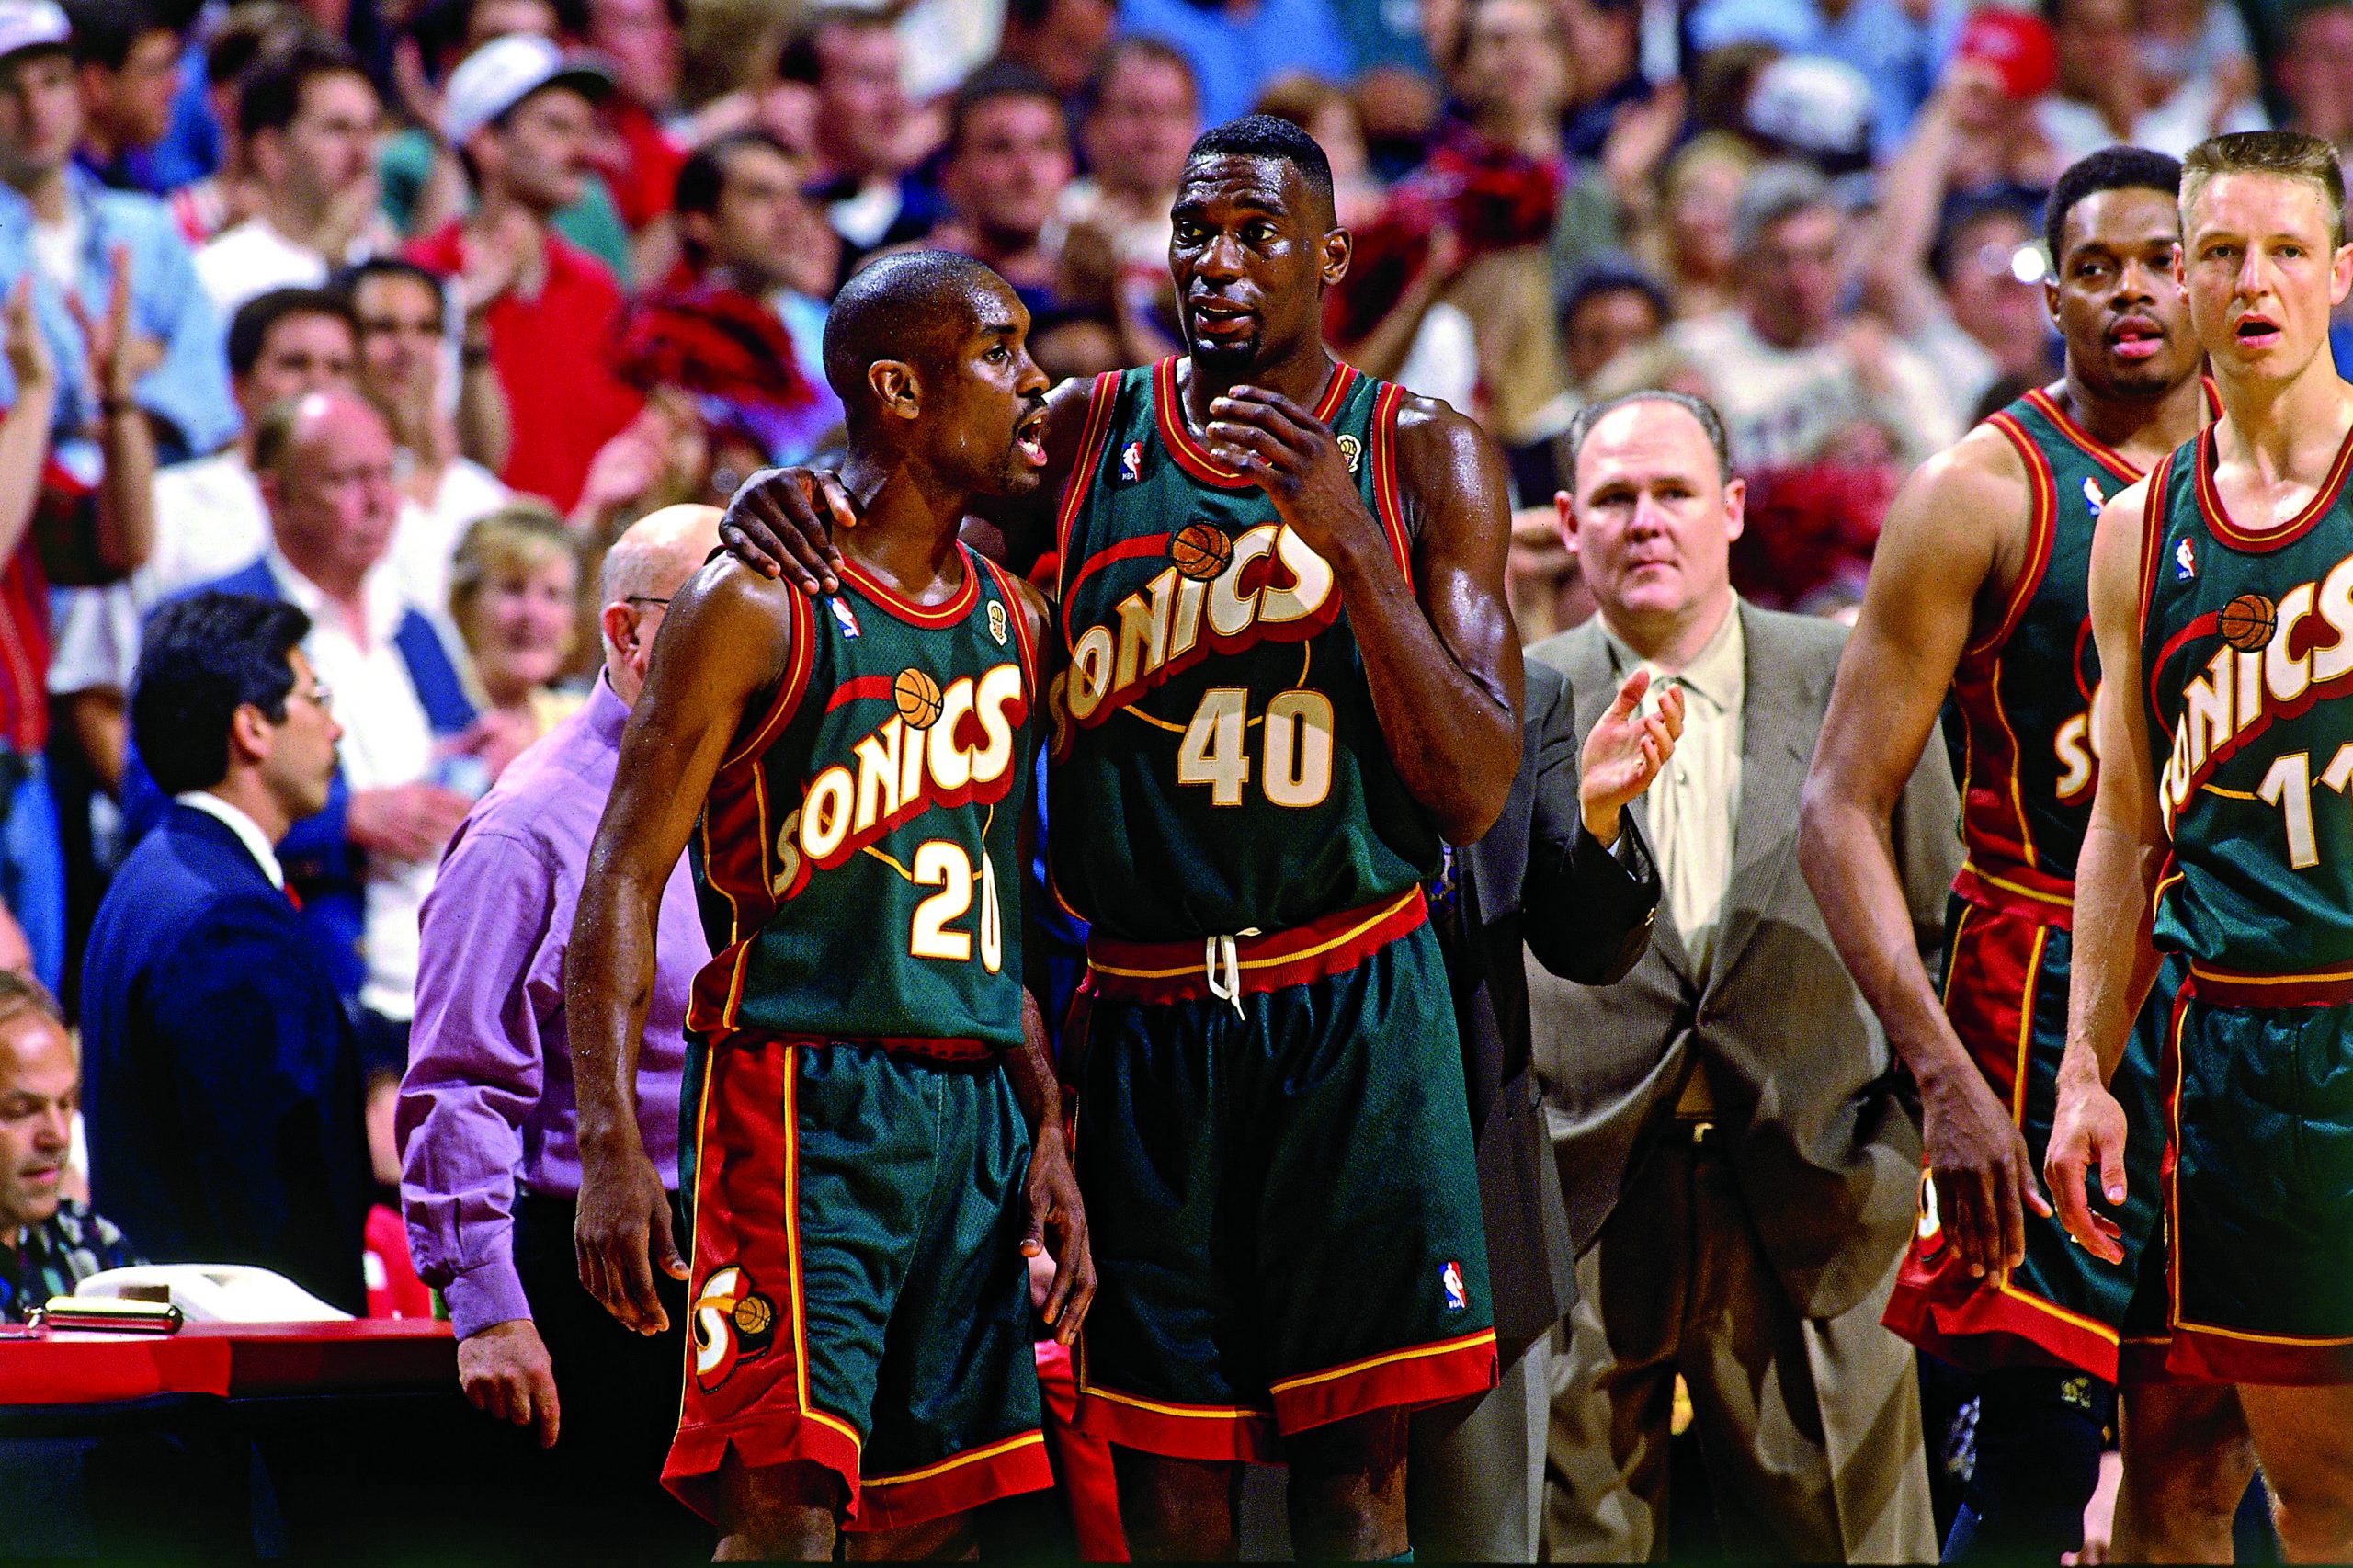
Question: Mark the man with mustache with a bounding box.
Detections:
[567,251,1094,1561]
[720,114,1673,1560]
[1801,147,2231,1559]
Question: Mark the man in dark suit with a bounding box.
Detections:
[1410,653,1671,1561]
[1529,391,1958,1561]
[81,591,370,1313]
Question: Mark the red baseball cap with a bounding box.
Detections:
[1953,7,2059,100]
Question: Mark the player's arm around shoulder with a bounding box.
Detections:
[1372,392,1526,843]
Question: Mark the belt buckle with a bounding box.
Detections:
[1688,1119,1715,1146]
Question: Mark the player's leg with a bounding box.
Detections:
[1285,1408,1411,1559]
[2113,1383,2254,1562]
[1948,1369,2112,1562]
[715,1456,842,1561]
[1112,1450,1245,1560]
[2235,1385,2353,1562]
[847,1513,978,1560]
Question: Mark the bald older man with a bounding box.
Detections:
[399,505,721,1554]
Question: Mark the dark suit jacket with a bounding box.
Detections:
[81,803,370,1313]
[1431,658,1661,1356]
[1528,606,1960,1321]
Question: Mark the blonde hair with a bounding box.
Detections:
[448,503,582,664]
[2181,129,2347,249]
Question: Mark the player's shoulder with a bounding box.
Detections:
[1384,387,1504,501]
[670,551,801,640]
[1912,416,2034,503]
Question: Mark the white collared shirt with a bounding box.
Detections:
[1604,598,1747,978]
[174,790,285,891]
[266,548,440,1023]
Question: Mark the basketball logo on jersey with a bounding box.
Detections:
[1337,433,1362,474]
[2083,476,2105,517]
[830,597,862,639]
[690,1265,779,1392]
[987,598,1008,646]
[1120,440,1143,482]
[1440,1260,1468,1312]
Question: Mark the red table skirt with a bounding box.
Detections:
[0,1319,455,1405]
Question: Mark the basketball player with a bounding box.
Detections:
[719,116,1679,1559]
[2051,128,2353,1560]
[566,252,1094,1561]
[1800,148,2230,1559]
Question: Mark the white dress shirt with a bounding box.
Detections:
[174,789,285,891]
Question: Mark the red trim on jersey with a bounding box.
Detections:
[2192,417,2353,553]
[825,674,896,712]
[1073,1381,1279,1462]
[722,590,817,770]
[1952,860,2075,926]
[2185,960,2353,1007]
[1084,889,1427,1004]
[1968,412,2061,658]
[2023,387,2143,486]
[1151,357,1359,489]
[1267,1328,1497,1435]
[2139,458,2177,730]
[835,549,982,628]
[856,1431,1055,1531]
[1368,380,1413,585]
[1059,533,1174,650]
[1055,370,1122,580]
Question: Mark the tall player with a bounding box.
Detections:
[720,116,1678,1560]
[566,252,1094,1561]
[1798,148,2219,1560]
[2050,128,2353,1561]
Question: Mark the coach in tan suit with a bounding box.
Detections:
[1527,391,1953,1562]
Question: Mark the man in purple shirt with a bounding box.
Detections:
[398,503,720,1551]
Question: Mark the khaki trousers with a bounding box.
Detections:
[1542,1132,1936,1563]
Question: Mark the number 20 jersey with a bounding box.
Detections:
[1048,358,1441,943]
[688,549,1038,1051]
[2140,421,2353,975]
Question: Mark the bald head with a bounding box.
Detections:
[600,503,722,705]
[823,249,1013,423]
[256,388,400,600]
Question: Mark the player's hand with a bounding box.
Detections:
[458,1317,561,1448]
[1922,1064,2052,1277]
[1020,1123,1095,1345]
[1203,385,1381,565]
[574,1137,688,1335]
[717,466,859,594]
[1579,667,1683,844]
[2045,1062,2131,1266]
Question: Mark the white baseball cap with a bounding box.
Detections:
[0,0,70,66]
[441,33,610,147]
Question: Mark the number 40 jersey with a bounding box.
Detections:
[1048,358,1441,943]
[688,549,1038,1051]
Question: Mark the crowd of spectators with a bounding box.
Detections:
[0,0,2331,1544]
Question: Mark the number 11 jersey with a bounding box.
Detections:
[1048,358,1441,942]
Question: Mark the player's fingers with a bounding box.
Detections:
[749,494,829,591]
[1995,1146,2029,1273]
[1945,1169,1993,1276]
[1603,666,1650,721]
[812,472,858,547]
[717,510,786,581]
[1222,384,1319,432]
[1059,1245,1098,1345]
[1203,419,1293,472]
[650,1198,689,1281]
[531,1368,562,1448]
[2098,1127,2129,1208]
[1042,1248,1074,1329]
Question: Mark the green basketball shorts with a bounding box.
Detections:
[2135,967,2353,1384]
[665,1034,1052,1528]
[1069,891,1497,1461]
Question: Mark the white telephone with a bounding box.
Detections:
[74,1265,353,1324]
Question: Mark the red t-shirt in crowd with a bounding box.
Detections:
[601,97,685,233]
[404,222,644,512]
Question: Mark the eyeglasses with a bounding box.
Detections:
[626,596,672,609]
[295,680,334,710]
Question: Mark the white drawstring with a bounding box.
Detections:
[1203,928,1260,1018]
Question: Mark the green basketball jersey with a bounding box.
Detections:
[1046,357,1441,942]
[1953,388,2145,912]
[688,549,1038,1049]
[2140,417,2353,974]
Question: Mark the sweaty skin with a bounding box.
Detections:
[1800,185,2208,1280]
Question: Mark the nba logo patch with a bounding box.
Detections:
[2083,476,2105,517]
[1120,441,1143,482]
[1337,433,1362,473]
[1440,1259,1467,1312]
[2175,536,2198,581]
[830,597,861,639]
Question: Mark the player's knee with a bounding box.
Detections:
[714,1456,842,1560]
[2268,1461,2353,1559]
[1112,1449,1239,1559]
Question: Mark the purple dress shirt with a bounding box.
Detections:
[397,676,709,1340]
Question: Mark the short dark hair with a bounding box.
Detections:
[330,255,447,312]
[1558,256,1670,331]
[236,33,369,142]
[227,287,358,379]
[1083,36,1196,122]
[1185,113,1335,218]
[945,60,1064,161]
[822,248,1002,410]
[205,2,314,87]
[673,127,789,220]
[62,0,172,71]
[2044,146,2184,270]
[131,592,313,795]
[775,4,891,85]
[1563,390,1735,488]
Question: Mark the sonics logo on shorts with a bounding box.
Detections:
[691,1265,779,1392]
[1051,523,1338,753]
